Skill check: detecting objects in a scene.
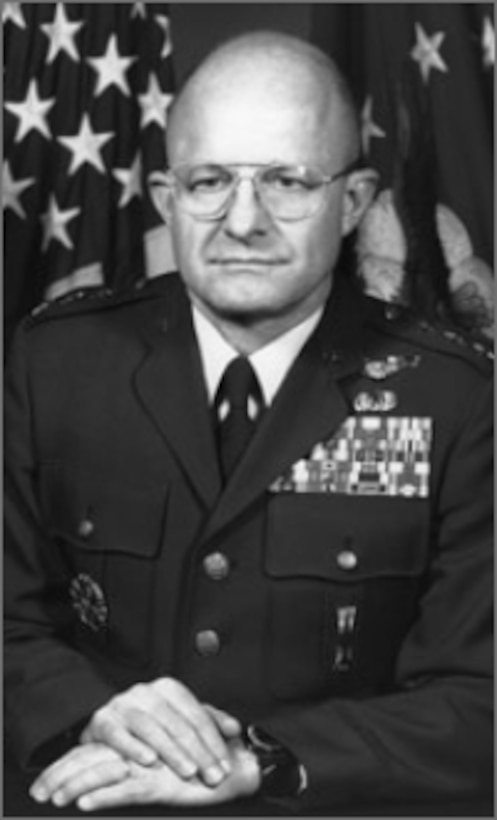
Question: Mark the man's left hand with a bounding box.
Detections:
[29,738,261,811]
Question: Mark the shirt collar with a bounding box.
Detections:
[192,304,324,406]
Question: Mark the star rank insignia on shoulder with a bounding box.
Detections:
[367,298,494,375]
[28,285,113,323]
[26,276,168,328]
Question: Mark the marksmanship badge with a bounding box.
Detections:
[69,573,108,631]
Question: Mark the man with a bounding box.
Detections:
[4,31,493,816]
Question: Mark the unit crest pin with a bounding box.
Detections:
[69,573,108,631]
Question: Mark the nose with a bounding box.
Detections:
[222,177,272,239]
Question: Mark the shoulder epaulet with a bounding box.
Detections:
[366,299,494,374]
[26,276,171,328]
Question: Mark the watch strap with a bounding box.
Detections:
[242,724,307,799]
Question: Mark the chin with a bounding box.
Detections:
[209,282,278,313]
[215,300,269,322]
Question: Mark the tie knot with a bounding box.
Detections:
[216,356,262,411]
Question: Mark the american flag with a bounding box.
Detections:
[311,3,494,337]
[4,2,175,343]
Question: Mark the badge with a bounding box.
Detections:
[270,416,432,497]
[69,573,108,631]
[363,355,421,380]
[353,390,397,412]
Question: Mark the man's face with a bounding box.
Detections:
[166,70,354,329]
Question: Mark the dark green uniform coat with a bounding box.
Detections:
[4,273,493,816]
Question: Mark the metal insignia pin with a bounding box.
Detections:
[353,390,397,412]
[69,573,108,632]
[354,392,376,412]
[363,355,421,380]
[378,390,398,411]
[363,360,391,380]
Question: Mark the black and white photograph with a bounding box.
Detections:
[4,3,493,816]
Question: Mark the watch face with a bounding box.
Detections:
[243,724,306,798]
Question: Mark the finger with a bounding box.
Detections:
[30,745,122,803]
[123,708,199,779]
[204,705,242,738]
[153,680,232,779]
[88,709,159,766]
[75,763,220,812]
[77,777,150,812]
[49,758,131,808]
[154,703,229,786]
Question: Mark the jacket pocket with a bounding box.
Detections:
[38,462,169,667]
[264,493,430,699]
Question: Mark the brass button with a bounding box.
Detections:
[195,630,221,657]
[336,550,358,571]
[78,518,94,538]
[202,552,230,581]
[385,305,400,321]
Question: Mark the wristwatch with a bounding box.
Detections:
[242,724,308,798]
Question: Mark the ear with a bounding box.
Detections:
[148,171,173,224]
[341,169,379,236]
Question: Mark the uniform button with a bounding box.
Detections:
[202,552,230,581]
[78,518,94,538]
[195,630,221,657]
[336,550,358,571]
[385,305,400,321]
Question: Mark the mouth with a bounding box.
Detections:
[209,258,284,266]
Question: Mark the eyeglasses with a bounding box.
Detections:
[165,160,359,222]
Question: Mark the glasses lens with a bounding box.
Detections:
[174,164,234,217]
[259,166,327,220]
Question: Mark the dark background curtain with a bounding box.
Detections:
[4,3,494,345]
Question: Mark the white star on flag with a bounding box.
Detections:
[2,2,26,29]
[482,17,495,69]
[131,2,147,19]
[41,4,84,64]
[5,79,56,143]
[361,96,386,155]
[410,23,448,84]
[40,195,81,251]
[87,34,137,98]
[3,161,35,219]
[155,15,172,59]
[58,114,114,175]
[138,73,173,129]
[113,153,143,207]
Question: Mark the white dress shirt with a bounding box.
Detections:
[192,304,324,407]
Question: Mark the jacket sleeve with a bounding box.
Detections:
[261,376,493,815]
[4,325,117,770]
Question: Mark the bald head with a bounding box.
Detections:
[166,31,360,168]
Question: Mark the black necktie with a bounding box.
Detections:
[214,357,264,481]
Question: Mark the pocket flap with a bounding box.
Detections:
[39,463,168,558]
[266,494,429,581]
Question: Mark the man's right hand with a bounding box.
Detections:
[80,678,241,787]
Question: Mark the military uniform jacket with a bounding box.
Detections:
[4,272,493,816]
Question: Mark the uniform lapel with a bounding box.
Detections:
[134,285,222,508]
[202,275,367,541]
